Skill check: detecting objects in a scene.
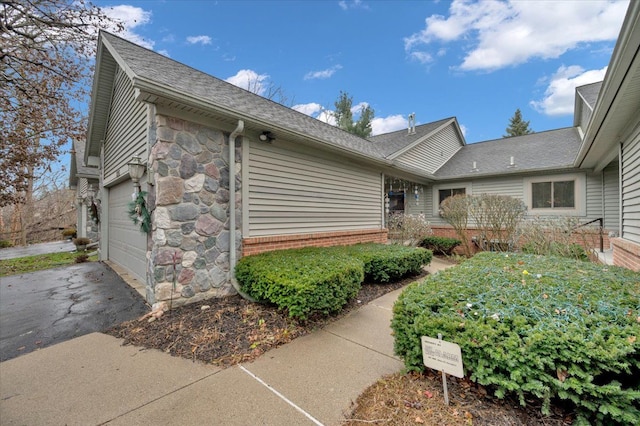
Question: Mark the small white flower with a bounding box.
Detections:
[490,313,500,321]
[474,312,478,316]
[536,274,542,279]
[466,303,473,309]
[505,254,509,258]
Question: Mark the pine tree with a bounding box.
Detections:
[333,91,374,138]
[503,109,533,137]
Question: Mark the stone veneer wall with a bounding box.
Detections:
[147,115,242,308]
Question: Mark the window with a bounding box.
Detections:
[524,174,585,216]
[531,180,575,209]
[388,191,405,213]
[438,188,466,206]
[432,183,471,216]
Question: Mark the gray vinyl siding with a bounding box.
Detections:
[103,67,148,185]
[586,172,603,221]
[471,177,523,199]
[622,130,640,243]
[578,99,592,133]
[247,140,382,237]
[395,124,461,174]
[603,161,620,233]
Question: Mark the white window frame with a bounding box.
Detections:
[523,173,586,216]
[432,182,472,216]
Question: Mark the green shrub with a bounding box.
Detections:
[236,244,432,319]
[0,240,14,248]
[420,236,460,255]
[62,228,77,238]
[522,241,589,261]
[235,247,364,319]
[392,252,640,425]
[333,244,432,283]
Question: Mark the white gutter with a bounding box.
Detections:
[228,120,256,302]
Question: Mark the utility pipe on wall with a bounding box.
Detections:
[228,120,256,301]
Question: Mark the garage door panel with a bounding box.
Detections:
[108,179,147,283]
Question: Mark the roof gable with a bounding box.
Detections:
[98,32,385,163]
[368,117,460,158]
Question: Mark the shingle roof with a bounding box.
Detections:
[576,81,602,110]
[434,127,582,179]
[69,138,98,188]
[368,117,455,157]
[101,32,385,161]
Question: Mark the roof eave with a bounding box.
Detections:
[576,1,640,168]
[132,78,397,169]
[433,164,580,181]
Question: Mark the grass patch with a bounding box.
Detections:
[0,252,98,277]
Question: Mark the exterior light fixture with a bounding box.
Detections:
[127,156,146,190]
[259,131,276,142]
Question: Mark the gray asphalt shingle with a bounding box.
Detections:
[434,127,582,178]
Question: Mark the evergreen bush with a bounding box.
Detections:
[334,244,432,283]
[235,247,363,319]
[420,236,461,255]
[392,252,640,425]
[236,244,432,319]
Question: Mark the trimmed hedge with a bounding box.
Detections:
[334,244,432,283]
[392,252,640,425]
[235,247,363,320]
[236,244,432,319]
[420,236,461,255]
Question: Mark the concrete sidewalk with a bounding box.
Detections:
[0,258,453,426]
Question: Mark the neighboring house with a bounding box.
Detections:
[72,3,638,307]
[69,139,100,241]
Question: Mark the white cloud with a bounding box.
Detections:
[408,51,433,64]
[316,110,337,126]
[339,0,369,11]
[225,69,270,95]
[351,101,370,114]
[304,65,343,80]
[292,103,323,116]
[371,115,408,136]
[405,0,627,71]
[101,5,154,49]
[158,49,170,57]
[186,35,212,45]
[530,65,608,116]
[459,124,468,137]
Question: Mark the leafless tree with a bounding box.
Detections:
[0,0,122,206]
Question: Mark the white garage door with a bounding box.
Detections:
[108,179,147,283]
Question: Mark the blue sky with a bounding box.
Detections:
[95,0,629,143]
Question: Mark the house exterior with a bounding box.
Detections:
[72,3,639,307]
[574,0,640,271]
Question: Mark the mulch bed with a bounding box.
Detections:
[106,272,421,367]
[106,263,573,425]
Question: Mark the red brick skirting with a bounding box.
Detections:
[242,229,388,256]
[430,225,612,255]
[611,238,640,272]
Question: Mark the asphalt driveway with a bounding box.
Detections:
[0,262,149,362]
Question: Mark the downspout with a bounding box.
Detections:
[228,120,257,302]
